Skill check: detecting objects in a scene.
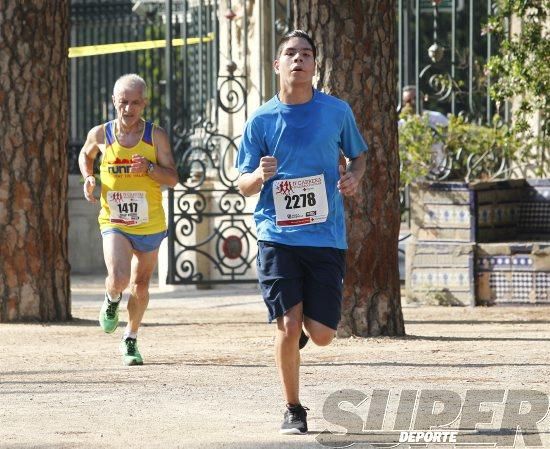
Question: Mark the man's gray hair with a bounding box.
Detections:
[402,85,417,95]
[113,74,148,98]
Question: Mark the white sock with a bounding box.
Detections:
[124,330,138,340]
[106,292,122,303]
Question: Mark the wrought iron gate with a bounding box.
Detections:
[164,0,291,285]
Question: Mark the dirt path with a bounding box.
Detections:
[1,276,549,449]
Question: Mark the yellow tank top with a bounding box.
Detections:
[98,120,166,235]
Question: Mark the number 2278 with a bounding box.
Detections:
[284,193,316,209]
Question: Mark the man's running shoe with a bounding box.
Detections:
[280,403,308,435]
[299,329,309,350]
[120,337,143,366]
[99,293,120,334]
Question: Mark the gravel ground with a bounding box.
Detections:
[0,275,549,449]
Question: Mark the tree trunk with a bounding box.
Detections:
[293,1,405,336]
[0,1,71,322]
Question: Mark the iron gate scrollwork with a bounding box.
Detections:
[170,122,256,285]
[167,0,259,285]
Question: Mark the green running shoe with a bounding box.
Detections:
[99,293,120,334]
[120,337,143,366]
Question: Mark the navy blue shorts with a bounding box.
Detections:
[256,241,346,330]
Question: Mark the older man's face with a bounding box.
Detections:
[402,90,416,108]
[112,85,146,129]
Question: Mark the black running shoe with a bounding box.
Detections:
[298,329,309,350]
[280,403,309,435]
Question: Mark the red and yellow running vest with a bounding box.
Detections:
[98,120,166,234]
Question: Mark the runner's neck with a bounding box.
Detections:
[116,119,144,137]
[278,86,314,105]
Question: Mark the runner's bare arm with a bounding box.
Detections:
[131,126,178,188]
[238,156,277,197]
[337,152,366,196]
[79,125,104,203]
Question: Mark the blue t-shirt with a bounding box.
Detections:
[236,89,368,249]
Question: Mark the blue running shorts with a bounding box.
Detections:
[101,228,167,253]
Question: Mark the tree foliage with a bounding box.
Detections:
[399,113,525,183]
[485,0,549,172]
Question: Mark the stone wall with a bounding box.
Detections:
[68,175,104,274]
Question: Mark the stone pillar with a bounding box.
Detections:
[158,178,213,287]
[68,175,104,274]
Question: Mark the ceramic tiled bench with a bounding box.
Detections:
[406,179,550,305]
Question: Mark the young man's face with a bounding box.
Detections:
[112,85,146,129]
[274,37,315,87]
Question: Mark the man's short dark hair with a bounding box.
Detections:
[277,29,317,59]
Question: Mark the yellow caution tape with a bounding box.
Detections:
[69,33,214,58]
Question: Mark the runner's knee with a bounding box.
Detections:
[106,272,130,292]
[309,329,335,347]
[278,317,302,340]
[129,279,150,299]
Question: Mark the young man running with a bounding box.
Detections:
[236,30,368,434]
[79,74,178,366]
